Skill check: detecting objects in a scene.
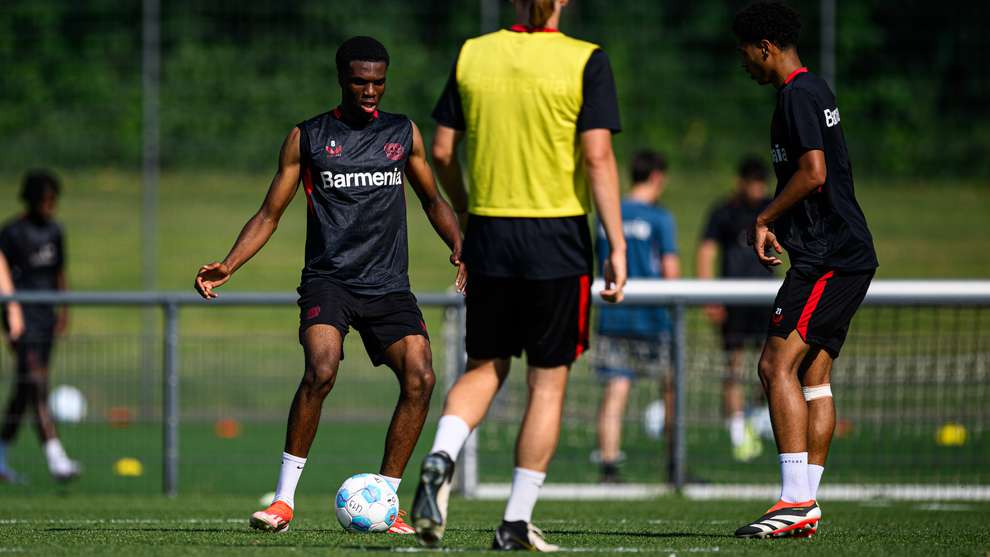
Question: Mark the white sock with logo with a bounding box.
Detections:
[779,452,811,503]
[381,475,401,492]
[273,452,307,509]
[728,412,746,447]
[503,467,546,523]
[429,415,471,460]
[808,464,825,501]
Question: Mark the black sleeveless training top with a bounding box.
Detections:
[297,108,413,294]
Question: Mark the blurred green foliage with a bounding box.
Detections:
[0,0,988,177]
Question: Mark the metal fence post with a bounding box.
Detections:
[671,303,687,490]
[162,301,179,497]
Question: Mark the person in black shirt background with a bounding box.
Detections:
[0,170,80,483]
[732,2,877,539]
[697,156,773,464]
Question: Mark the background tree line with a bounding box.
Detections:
[1,0,987,178]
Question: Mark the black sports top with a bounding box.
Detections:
[297,108,413,294]
[770,68,878,272]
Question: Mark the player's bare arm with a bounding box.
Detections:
[195,127,302,299]
[750,149,826,268]
[431,125,469,230]
[406,121,466,292]
[55,267,69,335]
[582,128,627,303]
[696,239,726,323]
[0,252,23,341]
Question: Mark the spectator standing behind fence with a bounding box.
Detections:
[0,170,79,484]
[593,151,679,484]
[696,157,774,463]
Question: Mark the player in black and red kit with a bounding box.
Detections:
[731,2,878,539]
[194,37,465,535]
[0,170,80,483]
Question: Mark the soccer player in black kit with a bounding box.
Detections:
[0,170,80,483]
[731,2,878,539]
[194,37,465,534]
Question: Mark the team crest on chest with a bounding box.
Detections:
[325,139,343,158]
[384,142,405,161]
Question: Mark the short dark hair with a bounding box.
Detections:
[20,169,61,207]
[737,156,769,182]
[631,150,668,183]
[336,36,390,76]
[732,1,801,49]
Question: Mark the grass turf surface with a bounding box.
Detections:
[1,495,987,556]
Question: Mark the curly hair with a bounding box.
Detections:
[732,2,801,49]
[20,169,60,207]
[336,36,390,77]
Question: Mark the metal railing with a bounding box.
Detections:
[3,279,989,496]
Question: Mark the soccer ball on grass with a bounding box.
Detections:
[334,473,399,533]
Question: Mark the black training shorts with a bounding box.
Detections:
[3,307,56,370]
[466,273,591,368]
[722,305,772,351]
[297,279,429,367]
[767,267,874,358]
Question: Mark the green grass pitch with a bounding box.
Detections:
[2,495,988,556]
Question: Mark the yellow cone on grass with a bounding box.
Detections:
[936,423,967,447]
[114,457,144,477]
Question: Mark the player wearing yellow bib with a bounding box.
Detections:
[411,0,627,551]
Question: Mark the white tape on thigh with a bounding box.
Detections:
[802,384,832,401]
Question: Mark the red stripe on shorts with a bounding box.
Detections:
[575,274,591,358]
[796,270,834,341]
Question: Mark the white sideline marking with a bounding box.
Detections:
[470,483,990,501]
[913,503,974,511]
[474,483,671,500]
[393,548,720,554]
[0,518,244,525]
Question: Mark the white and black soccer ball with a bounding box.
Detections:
[334,473,399,533]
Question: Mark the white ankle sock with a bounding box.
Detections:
[382,475,401,492]
[274,452,307,509]
[44,438,69,468]
[503,467,546,523]
[430,415,471,460]
[779,452,811,503]
[728,412,746,447]
[808,464,825,500]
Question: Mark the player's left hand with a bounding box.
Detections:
[749,221,783,268]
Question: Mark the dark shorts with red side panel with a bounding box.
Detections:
[466,274,591,368]
[767,267,874,358]
[297,279,429,367]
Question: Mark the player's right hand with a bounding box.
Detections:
[600,250,627,304]
[195,262,231,299]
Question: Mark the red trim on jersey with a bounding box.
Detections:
[575,274,591,359]
[784,67,809,85]
[796,270,834,340]
[301,165,315,214]
[509,24,559,33]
